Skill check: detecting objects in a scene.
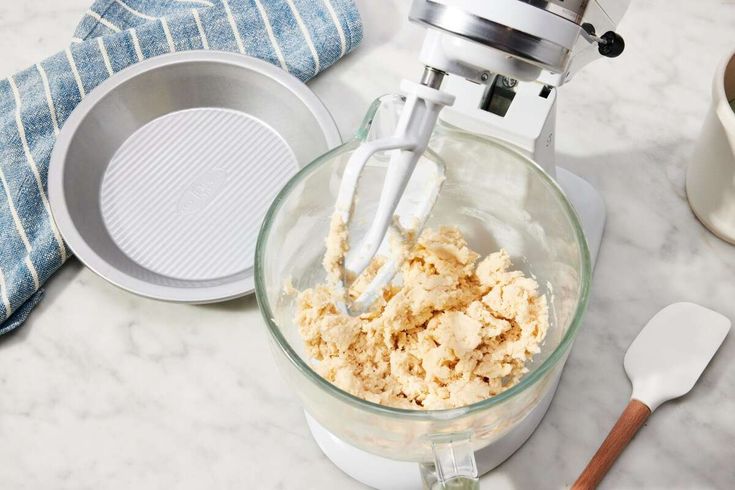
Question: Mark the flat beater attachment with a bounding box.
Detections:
[330,79,455,315]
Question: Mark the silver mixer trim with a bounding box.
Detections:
[517,0,589,24]
[409,0,571,73]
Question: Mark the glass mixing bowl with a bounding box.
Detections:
[255,95,591,488]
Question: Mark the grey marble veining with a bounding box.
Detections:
[1,1,734,489]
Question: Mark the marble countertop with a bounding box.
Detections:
[1,1,734,488]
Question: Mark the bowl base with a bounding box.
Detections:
[305,370,561,490]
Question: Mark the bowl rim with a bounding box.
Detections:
[48,51,342,303]
[255,97,592,420]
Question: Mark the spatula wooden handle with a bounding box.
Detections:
[572,399,651,490]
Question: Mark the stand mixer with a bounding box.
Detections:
[257,1,629,488]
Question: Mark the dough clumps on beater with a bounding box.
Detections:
[296,226,549,410]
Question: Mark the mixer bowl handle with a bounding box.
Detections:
[420,433,480,489]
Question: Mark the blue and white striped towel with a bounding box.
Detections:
[0,0,362,335]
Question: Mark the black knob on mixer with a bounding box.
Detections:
[599,31,625,58]
[581,23,625,58]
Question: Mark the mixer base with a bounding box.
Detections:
[556,167,605,266]
[305,170,604,489]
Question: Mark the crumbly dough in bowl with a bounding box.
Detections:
[295,226,549,410]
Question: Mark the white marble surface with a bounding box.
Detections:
[1,1,735,488]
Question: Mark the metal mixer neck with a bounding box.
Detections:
[410,0,576,75]
[409,0,628,86]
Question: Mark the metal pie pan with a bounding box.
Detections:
[49,51,341,303]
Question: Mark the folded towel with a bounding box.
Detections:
[0,0,362,335]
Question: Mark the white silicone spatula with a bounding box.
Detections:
[572,302,731,490]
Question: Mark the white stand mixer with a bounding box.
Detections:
[310,0,629,487]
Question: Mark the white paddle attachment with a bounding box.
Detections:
[331,78,454,315]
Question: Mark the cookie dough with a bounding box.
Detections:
[295,226,548,410]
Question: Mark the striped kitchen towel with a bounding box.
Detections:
[0,0,362,335]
